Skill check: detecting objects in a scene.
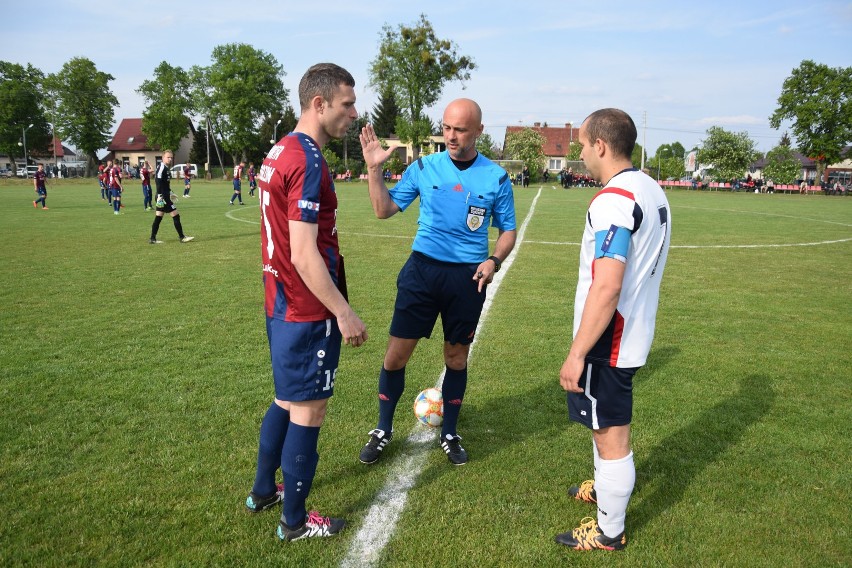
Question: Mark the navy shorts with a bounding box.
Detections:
[266,315,342,402]
[568,362,638,429]
[390,251,486,345]
[233,179,241,191]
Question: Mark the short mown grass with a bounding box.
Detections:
[0,177,849,566]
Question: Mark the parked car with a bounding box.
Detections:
[0,168,13,178]
[16,165,40,178]
[170,163,198,179]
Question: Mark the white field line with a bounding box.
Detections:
[225,204,851,249]
[340,187,545,568]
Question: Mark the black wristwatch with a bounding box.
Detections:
[487,255,502,272]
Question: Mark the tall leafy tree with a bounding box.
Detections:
[369,14,475,157]
[769,60,852,182]
[475,132,496,159]
[326,113,368,171]
[194,43,289,162]
[371,87,400,137]
[698,126,759,181]
[762,145,801,184]
[0,62,50,175]
[631,143,646,170]
[504,128,546,180]
[44,57,117,174]
[565,141,582,161]
[137,61,193,152]
[652,143,686,180]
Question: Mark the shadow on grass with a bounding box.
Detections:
[630,373,774,535]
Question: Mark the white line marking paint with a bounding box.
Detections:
[226,203,851,249]
[340,187,545,568]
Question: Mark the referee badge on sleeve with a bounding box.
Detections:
[466,205,486,231]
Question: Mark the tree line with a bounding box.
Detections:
[0,14,476,179]
[504,60,849,184]
[1,21,848,184]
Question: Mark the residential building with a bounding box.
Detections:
[105,118,194,170]
[503,122,579,172]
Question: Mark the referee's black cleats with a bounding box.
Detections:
[440,434,468,465]
[359,429,392,464]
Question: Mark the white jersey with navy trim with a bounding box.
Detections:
[574,169,671,368]
[389,151,516,263]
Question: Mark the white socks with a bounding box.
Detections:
[594,451,635,537]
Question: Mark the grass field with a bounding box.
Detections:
[1,177,850,567]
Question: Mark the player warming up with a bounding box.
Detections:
[108,160,123,215]
[182,163,192,197]
[230,161,245,205]
[554,108,671,552]
[149,150,194,244]
[247,63,366,542]
[32,164,48,209]
[357,99,517,466]
[248,162,257,197]
[141,161,153,210]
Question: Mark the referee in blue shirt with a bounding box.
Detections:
[358,99,517,465]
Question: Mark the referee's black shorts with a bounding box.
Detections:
[390,251,486,345]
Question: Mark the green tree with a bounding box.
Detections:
[504,128,545,180]
[779,131,792,147]
[369,14,475,158]
[371,87,400,137]
[652,144,686,180]
[698,126,759,182]
[770,60,852,182]
[657,141,685,159]
[327,113,368,169]
[137,61,193,152]
[322,146,343,177]
[44,57,117,175]
[475,132,496,159]
[565,141,582,161]
[762,145,801,184]
[631,142,645,170]
[194,43,289,162]
[0,62,51,175]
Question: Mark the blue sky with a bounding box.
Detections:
[2,0,850,155]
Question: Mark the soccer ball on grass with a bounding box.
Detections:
[413,387,443,427]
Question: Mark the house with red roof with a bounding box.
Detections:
[503,122,579,172]
[105,118,194,170]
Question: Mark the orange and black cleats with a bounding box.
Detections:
[555,517,626,551]
[568,479,597,504]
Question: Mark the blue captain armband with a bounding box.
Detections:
[595,225,630,263]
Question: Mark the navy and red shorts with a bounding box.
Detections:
[266,315,342,402]
[389,251,486,345]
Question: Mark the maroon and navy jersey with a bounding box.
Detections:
[183,166,191,180]
[258,132,341,322]
[248,166,256,181]
[34,169,46,189]
[109,166,122,189]
[141,167,150,184]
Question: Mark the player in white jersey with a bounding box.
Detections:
[555,108,671,552]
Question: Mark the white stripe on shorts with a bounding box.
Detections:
[325,318,331,337]
[584,363,600,430]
